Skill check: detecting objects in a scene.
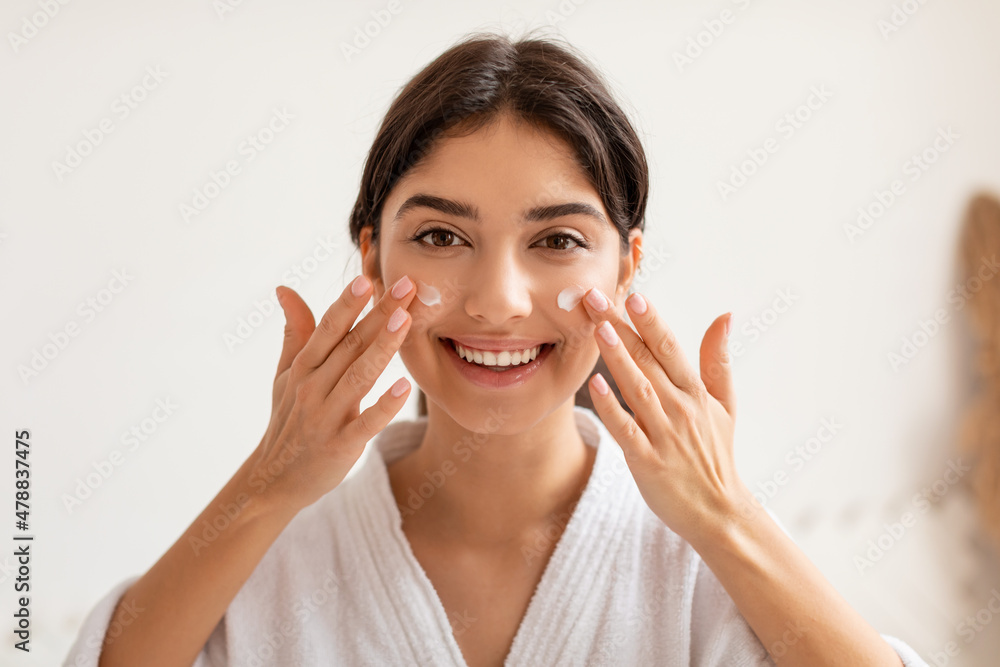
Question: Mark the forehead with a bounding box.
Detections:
[384,115,605,224]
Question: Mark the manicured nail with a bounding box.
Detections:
[627,293,647,315]
[351,274,370,297]
[390,377,410,397]
[586,288,609,312]
[724,312,733,337]
[597,320,619,346]
[592,372,610,396]
[387,306,407,332]
[391,275,413,299]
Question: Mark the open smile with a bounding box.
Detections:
[438,337,556,389]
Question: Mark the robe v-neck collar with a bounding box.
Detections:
[347,405,638,666]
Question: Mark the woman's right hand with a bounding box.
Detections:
[245,274,416,514]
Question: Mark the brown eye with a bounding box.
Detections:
[542,234,582,251]
[429,230,455,246]
[410,227,464,249]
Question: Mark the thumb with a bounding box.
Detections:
[275,285,316,376]
[699,312,736,419]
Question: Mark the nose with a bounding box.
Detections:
[463,251,533,325]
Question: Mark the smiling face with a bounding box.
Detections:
[360,112,642,432]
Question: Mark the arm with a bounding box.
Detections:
[98,455,299,667]
[97,275,417,666]
[687,495,904,666]
[578,287,915,666]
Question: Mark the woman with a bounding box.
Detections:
[67,31,928,666]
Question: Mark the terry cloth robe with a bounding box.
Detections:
[64,405,929,666]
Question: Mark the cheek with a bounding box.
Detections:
[415,280,441,306]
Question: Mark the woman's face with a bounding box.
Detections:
[361,113,641,432]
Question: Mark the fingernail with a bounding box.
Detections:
[592,372,610,396]
[627,293,647,315]
[391,275,413,299]
[387,306,407,332]
[597,320,619,346]
[390,376,410,398]
[586,288,609,312]
[725,312,732,337]
[351,274,370,297]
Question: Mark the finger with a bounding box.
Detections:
[327,304,412,408]
[587,372,652,463]
[700,312,737,419]
[300,275,415,374]
[294,275,373,371]
[316,276,416,389]
[590,316,672,440]
[581,287,681,406]
[339,375,412,450]
[275,285,317,377]
[622,290,702,392]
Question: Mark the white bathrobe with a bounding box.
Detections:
[64,405,928,666]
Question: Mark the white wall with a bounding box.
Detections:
[2,0,999,664]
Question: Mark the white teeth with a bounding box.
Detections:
[453,341,543,367]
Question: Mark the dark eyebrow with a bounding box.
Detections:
[392,193,608,226]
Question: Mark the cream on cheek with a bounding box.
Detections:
[415,279,441,306]
[557,284,588,311]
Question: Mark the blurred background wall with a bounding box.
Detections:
[2,0,999,664]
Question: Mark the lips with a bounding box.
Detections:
[439,336,554,389]
[443,338,554,366]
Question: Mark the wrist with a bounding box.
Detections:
[683,481,770,556]
[225,453,305,526]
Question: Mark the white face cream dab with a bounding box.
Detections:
[557,285,587,311]
[416,280,442,306]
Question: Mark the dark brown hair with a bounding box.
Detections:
[348,30,647,418]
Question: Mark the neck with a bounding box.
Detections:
[386,399,596,549]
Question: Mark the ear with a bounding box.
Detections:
[359,227,385,300]
[615,228,643,306]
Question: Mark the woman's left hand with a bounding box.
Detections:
[581,287,756,546]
